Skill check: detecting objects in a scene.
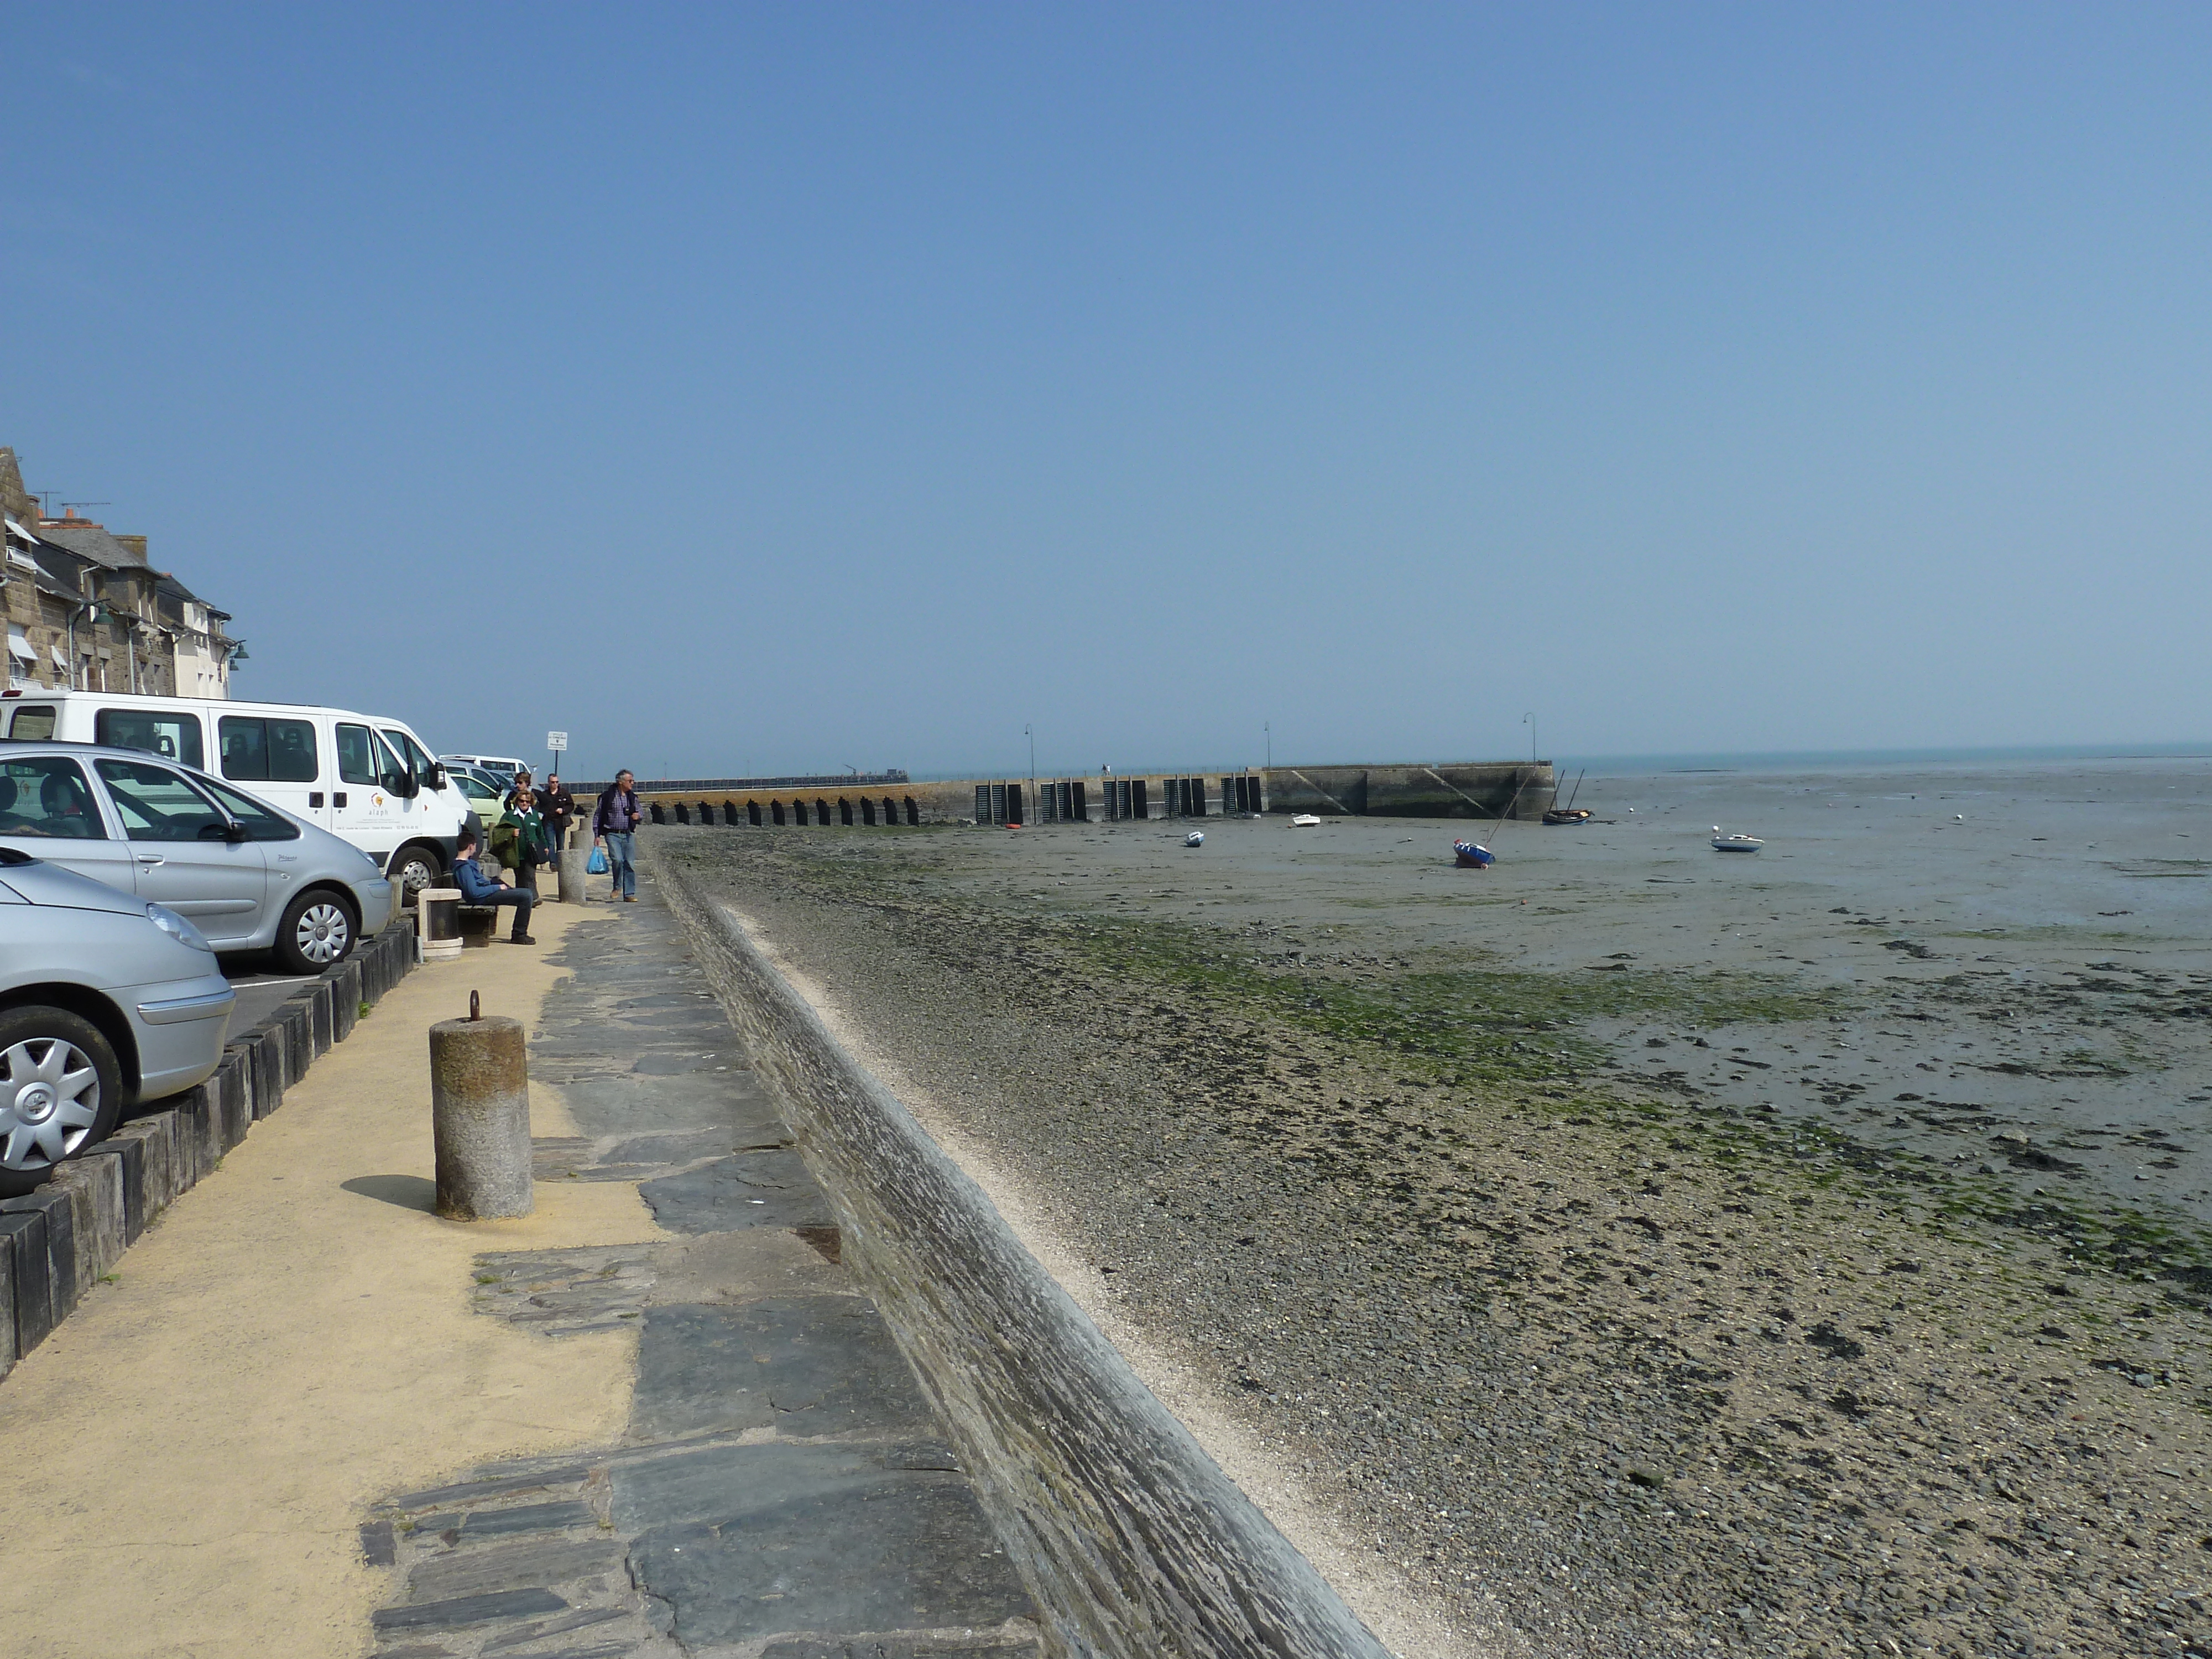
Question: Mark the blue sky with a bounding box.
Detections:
[8,5,2209,780]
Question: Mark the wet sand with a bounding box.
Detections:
[654,755,2210,1659]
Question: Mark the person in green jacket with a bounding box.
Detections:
[489,786,553,901]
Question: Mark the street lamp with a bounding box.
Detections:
[1025,724,1036,817]
[1522,711,1537,763]
[1265,721,1271,769]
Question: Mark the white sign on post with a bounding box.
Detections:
[546,731,568,752]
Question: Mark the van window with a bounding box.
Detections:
[0,757,107,839]
[95,708,205,770]
[382,728,437,780]
[219,715,319,782]
[200,778,302,841]
[337,723,380,786]
[337,723,408,791]
[5,705,55,740]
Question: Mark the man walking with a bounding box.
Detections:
[594,769,643,903]
[540,773,576,854]
[449,826,536,943]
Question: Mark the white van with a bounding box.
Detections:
[0,689,471,900]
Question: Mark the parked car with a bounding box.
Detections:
[440,753,528,781]
[0,689,469,903]
[450,769,508,815]
[0,742,395,973]
[0,848,235,1196]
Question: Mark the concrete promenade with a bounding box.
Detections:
[0,886,1037,1657]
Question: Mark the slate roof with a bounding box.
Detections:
[33,520,147,569]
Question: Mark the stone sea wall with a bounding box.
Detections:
[614,759,1557,827]
[652,852,1390,1659]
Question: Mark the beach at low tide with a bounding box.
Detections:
[653,753,2210,1659]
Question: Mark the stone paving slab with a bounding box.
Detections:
[362,889,1041,1658]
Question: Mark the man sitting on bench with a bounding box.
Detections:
[450,826,535,945]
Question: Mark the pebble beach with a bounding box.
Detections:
[655,754,2211,1659]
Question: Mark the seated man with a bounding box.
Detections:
[448,827,535,944]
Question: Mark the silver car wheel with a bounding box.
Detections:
[0,1037,102,1171]
[393,849,438,897]
[294,899,353,966]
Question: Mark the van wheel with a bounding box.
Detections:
[0,1007,123,1197]
[388,844,441,906]
[276,889,356,974]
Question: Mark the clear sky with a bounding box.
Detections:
[8,4,2209,781]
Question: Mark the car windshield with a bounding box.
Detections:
[196,777,302,842]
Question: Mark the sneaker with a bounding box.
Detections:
[623,894,637,902]
[509,933,537,945]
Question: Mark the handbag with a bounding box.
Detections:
[587,846,608,874]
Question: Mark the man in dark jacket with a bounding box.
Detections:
[450,827,535,943]
[593,769,643,902]
[539,774,576,852]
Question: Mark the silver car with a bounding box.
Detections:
[0,848,235,1196]
[0,742,395,974]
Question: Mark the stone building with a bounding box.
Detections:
[0,447,237,696]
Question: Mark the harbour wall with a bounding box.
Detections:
[572,759,1555,828]
[652,852,1392,1659]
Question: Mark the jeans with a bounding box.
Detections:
[476,884,534,940]
[603,831,637,898]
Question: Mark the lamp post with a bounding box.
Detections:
[1265,721,1271,769]
[1523,711,1537,764]
[1025,724,1036,817]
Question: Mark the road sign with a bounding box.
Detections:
[546,731,568,752]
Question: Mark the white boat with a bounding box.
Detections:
[1290,813,1321,827]
[1712,826,1763,852]
[1185,831,1205,847]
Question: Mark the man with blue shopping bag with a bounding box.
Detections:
[593,769,643,902]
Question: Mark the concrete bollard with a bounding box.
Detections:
[557,844,587,904]
[419,888,463,961]
[427,1008,534,1220]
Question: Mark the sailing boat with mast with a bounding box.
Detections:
[1543,769,1591,825]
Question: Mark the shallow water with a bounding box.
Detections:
[957,754,2212,1226]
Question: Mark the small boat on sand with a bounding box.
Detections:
[1454,840,1495,868]
[1711,826,1763,852]
[1544,771,1590,825]
[1185,831,1204,847]
[1290,813,1321,827]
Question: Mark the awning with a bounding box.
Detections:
[6,547,38,571]
[2,517,33,544]
[6,626,33,662]
[50,644,68,667]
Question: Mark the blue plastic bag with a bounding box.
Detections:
[587,846,608,874]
